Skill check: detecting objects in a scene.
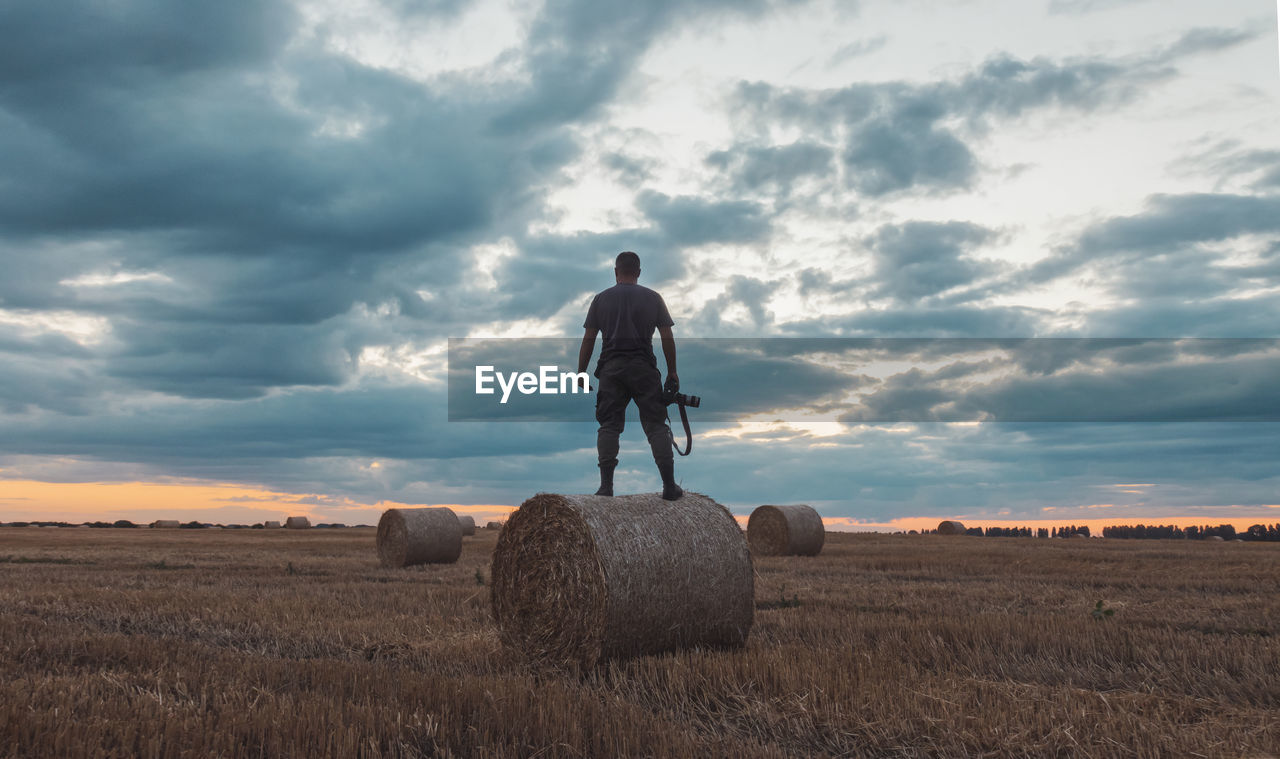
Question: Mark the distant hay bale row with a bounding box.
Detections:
[491,492,753,668]
[150,520,181,529]
[937,520,966,535]
[376,507,462,568]
[458,515,476,536]
[747,504,824,556]
[285,516,311,529]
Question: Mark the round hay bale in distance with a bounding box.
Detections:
[485,521,504,531]
[491,492,753,668]
[937,520,966,535]
[263,520,281,529]
[285,516,311,529]
[377,507,463,568]
[150,520,180,529]
[457,514,476,536]
[747,504,824,556]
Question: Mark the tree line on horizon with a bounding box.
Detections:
[923,523,1280,541]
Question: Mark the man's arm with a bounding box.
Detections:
[577,328,598,375]
[658,325,677,387]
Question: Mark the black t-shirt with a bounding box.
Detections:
[583,283,674,367]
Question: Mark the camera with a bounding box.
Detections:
[663,389,700,408]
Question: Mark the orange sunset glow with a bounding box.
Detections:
[6,478,1276,533]
[0,479,514,526]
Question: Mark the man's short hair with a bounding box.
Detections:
[615,251,640,275]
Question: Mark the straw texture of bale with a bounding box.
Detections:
[747,504,824,556]
[376,507,462,568]
[285,516,311,529]
[264,520,281,529]
[937,520,966,535]
[485,521,504,531]
[151,520,180,529]
[457,515,476,536]
[491,492,753,668]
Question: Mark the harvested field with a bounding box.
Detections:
[1,528,1277,758]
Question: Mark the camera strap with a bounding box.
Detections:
[669,402,693,456]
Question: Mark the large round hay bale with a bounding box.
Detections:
[263,520,281,529]
[491,492,753,668]
[376,507,462,568]
[937,520,966,535]
[151,520,180,529]
[285,516,311,529]
[457,514,476,536]
[747,504,824,556]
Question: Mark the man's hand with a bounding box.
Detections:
[664,373,679,394]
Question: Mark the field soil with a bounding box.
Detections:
[1,527,1277,758]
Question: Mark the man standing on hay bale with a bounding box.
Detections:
[578,251,684,501]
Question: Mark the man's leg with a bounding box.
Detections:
[631,361,682,501]
[594,365,630,497]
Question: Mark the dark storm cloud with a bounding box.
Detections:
[494,193,771,322]
[0,1,292,85]
[1026,193,1280,285]
[688,276,781,332]
[601,152,657,184]
[0,0,809,411]
[0,354,103,416]
[490,0,806,133]
[704,142,835,198]
[0,381,591,465]
[867,221,996,301]
[724,27,1255,197]
[634,192,771,248]
[840,345,1280,423]
[1072,294,1280,338]
[780,304,1050,337]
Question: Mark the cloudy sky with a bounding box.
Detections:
[1,0,1277,528]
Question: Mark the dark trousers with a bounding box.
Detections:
[595,356,672,467]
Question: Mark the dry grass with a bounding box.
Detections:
[1,528,1278,758]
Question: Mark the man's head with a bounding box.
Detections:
[614,251,640,283]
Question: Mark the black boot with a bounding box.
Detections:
[657,459,683,501]
[595,460,616,497]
